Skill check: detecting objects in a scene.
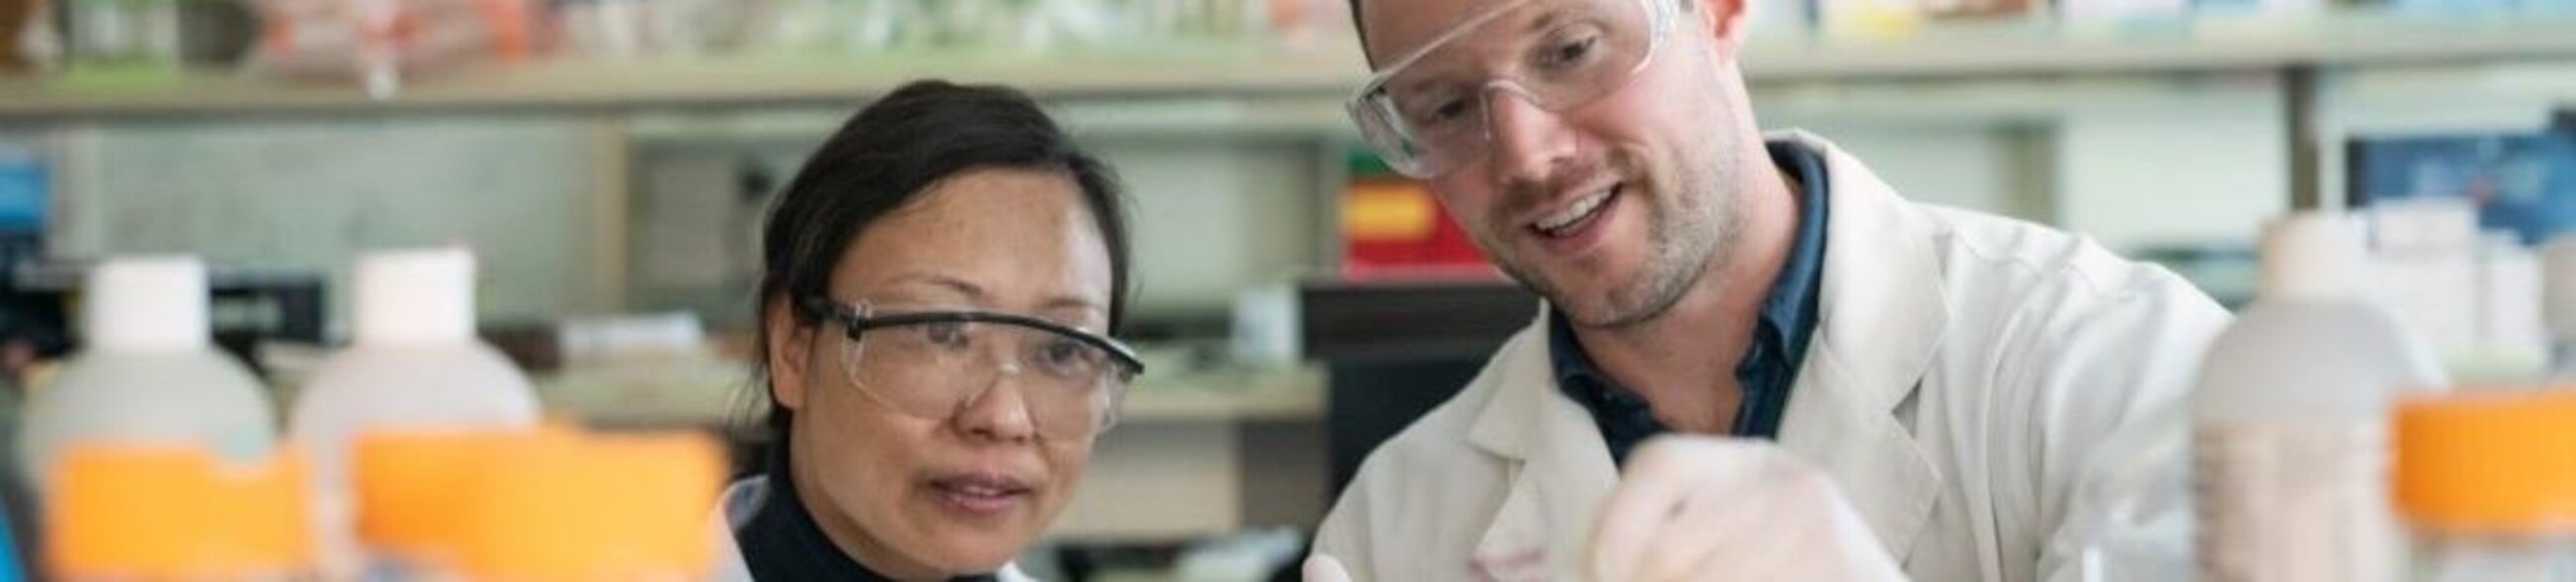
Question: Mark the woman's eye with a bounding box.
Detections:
[919,321,969,347]
[1036,340,1101,374]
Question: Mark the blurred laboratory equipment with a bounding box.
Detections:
[15,257,275,497]
[2195,212,2448,582]
[287,247,541,579]
[1172,526,1309,581]
[2544,236,2576,378]
[1337,152,1493,281]
[0,260,326,383]
[251,0,540,96]
[0,493,21,582]
[0,0,50,72]
[1230,283,1300,368]
[2366,198,2550,382]
[2350,131,2576,248]
[2394,390,2576,582]
[61,0,180,78]
[59,0,256,81]
[44,445,312,580]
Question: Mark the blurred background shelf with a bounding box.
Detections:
[0,49,1370,119]
[11,12,2576,120]
[1745,14,2576,80]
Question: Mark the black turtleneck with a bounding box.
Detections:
[734,443,1003,582]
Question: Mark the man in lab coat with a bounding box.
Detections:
[1307,0,2231,579]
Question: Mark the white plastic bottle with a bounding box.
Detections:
[2194,213,2450,582]
[16,256,276,494]
[287,247,540,574]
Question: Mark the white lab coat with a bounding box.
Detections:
[708,476,1039,582]
[1313,131,2231,582]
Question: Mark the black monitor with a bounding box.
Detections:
[1300,279,1538,496]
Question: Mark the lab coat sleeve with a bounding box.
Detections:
[2005,270,2230,582]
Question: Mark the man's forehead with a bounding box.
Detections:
[1362,0,1560,66]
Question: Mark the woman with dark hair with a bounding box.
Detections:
[712,79,1140,581]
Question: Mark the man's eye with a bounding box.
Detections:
[1542,35,1599,68]
[1425,98,1472,123]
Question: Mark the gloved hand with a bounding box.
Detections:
[1302,554,1351,582]
[1588,436,1907,582]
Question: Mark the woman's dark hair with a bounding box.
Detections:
[747,79,1133,459]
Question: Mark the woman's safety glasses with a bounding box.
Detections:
[803,298,1144,440]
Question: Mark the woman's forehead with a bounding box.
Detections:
[828,170,1113,315]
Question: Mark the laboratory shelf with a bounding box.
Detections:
[7,11,2575,120]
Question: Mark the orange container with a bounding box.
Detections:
[47,445,313,579]
[452,431,725,581]
[2394,390,2576,534]
[353,428,539,558]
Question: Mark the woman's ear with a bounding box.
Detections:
[765,296,816,411]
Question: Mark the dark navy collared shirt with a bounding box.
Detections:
[1549,140,1832,466]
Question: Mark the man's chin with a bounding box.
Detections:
[1553,275,1701,330]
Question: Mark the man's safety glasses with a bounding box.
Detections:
[1347,0,1677,178]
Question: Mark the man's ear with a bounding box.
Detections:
[1692,0,1753,56]
[765,296,816,411]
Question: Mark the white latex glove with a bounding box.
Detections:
[1303,554,1351,582]
[1589,436,1908,582]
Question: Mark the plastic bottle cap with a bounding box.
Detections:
[2394,389,2576,534]
[47,445,313,578]
[83,257,209,351]
[455,432,723,580]
[2259,212,2369,301]
[354,247,478,346]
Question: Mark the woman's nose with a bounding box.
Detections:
[955,361,1038,443]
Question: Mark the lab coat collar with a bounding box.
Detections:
[1465,316,1620,579]
[1770,130,1945,563]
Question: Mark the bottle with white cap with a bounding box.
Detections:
[287,247,539,576]
[15,256,277,494]
[2194,212,2449,582]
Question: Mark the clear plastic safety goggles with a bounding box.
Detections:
[804,298,1143,440]
[1346,0,1677,178]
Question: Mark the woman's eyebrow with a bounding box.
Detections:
[876,274,988,301]
[1042,295,1108,314]
[883,274,1103,314]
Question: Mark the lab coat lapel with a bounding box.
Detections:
[1466,309,1620,581]
[1770,131,1946,564]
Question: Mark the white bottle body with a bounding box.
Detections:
[289,245,542,577]
[288,340,541,494]
[2194,298,2446,582]
[288,339,540,576]
[17,349,277,493]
